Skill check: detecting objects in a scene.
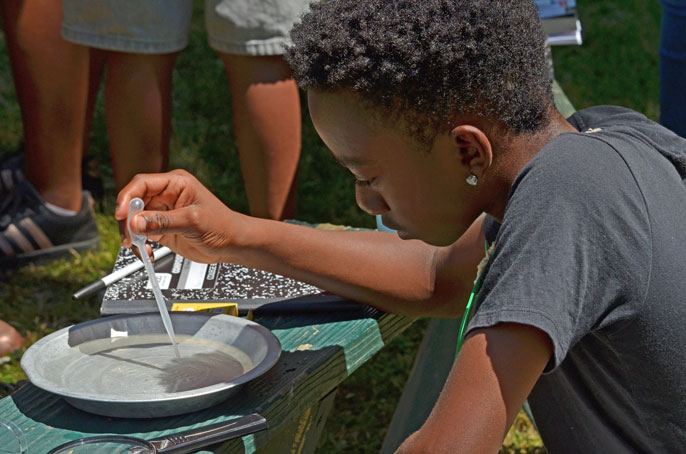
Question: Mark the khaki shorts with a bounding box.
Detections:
[61,0,312,56]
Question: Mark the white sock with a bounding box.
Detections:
[45,202,78,217]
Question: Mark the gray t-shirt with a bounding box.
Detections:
[471,106,686,452]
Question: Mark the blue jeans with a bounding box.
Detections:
[660,0,686,137]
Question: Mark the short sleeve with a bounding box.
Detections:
[467,133,652,372]
[481,215,501,246]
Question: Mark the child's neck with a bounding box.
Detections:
[484,108,577,222]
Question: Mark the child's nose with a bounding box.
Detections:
[355,184,390,216]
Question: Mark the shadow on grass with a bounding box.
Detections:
[501,448,547,454]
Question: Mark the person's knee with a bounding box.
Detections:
[220,53,293,84]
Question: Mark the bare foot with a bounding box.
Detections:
[0,320,23,357]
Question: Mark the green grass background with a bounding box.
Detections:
[0,1,663,452]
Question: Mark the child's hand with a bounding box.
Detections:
[115,169,249,264]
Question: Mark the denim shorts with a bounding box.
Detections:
[61,0,312,56]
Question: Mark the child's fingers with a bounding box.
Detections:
[115,171,195,220]
[130,206,205,237]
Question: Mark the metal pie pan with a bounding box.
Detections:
[21,312,281,418]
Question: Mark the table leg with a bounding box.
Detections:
[380,317,461,453]
[258,388,337,454]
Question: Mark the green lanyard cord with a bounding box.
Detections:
[455,239,489,358]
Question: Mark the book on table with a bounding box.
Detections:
[100,245,363,316]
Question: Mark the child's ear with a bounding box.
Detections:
[450,125,493,179]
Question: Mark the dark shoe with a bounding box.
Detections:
[0,148,104,200]
[0,150,24,196]
[0,181,100,269]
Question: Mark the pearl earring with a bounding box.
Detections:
[466,174,478,186]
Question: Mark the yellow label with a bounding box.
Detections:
[170,302,238,316]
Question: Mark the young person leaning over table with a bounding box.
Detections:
[116,0,686,452]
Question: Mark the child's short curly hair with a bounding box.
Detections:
[286,0,553,142]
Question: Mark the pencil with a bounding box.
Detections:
[72,246,173,301]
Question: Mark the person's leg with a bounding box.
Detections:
[0,1,28,194]
[659,0,686,137]
[103,51,178,190]
[60,0,192,191]
[0,3,105,199]
[0,0,27,122]
[8,0,89,212]
[219,53,300,220]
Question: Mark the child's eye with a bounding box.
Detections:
[354,177,375,187]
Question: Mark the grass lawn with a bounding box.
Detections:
[0,1,662,452]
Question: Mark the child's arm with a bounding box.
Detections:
[396,322,553,453]
[115,170,486,317]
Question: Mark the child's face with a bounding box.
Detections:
[308,90,481,246]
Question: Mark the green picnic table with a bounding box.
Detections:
[0,220,415,454]
[0,307,414,453]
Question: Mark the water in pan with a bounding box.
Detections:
[58,334,254,396]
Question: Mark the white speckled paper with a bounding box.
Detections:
[101,246,323,315]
